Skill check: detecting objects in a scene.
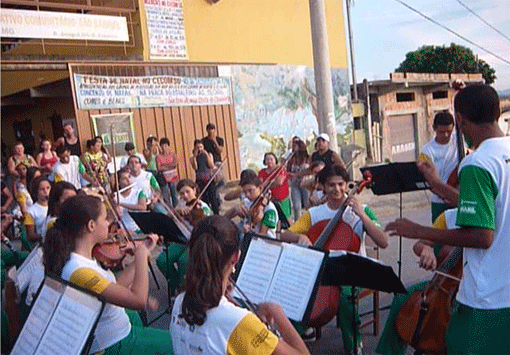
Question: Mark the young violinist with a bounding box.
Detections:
[170,215,309,355]
[42,181,77,238]
[385,84,510,354]
[224,171,279,239]
[258,152,291,220]
[156,179,212,297]
[281,165,388,354]
[114,168,147,234]
[43,195,174,354]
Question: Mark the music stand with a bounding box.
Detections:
[323,251,406,353]
[129,211,188,325]
[360,162,429,280]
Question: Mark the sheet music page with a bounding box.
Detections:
[265,244,325,321]
[10,281,61,355]
[15,247,43,294]
[36,286,101,355]
[235,237,282,305]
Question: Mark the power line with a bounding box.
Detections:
[393,0,510,66]
[453,0,510,44]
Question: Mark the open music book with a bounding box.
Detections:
[11,276,104,355]
[234,235,326,322]
[15,246,45,305]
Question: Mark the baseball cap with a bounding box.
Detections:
[317,133,330,142]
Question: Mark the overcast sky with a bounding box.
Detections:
[347,0,510,91]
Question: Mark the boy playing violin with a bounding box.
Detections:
[224,171,279,239]
[281,165,388,354]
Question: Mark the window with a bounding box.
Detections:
[432,90,448,99]
[396,92,415,102]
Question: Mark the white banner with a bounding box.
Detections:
[74,74,231,110]
[142,0,188,60]
[0,9,128,42]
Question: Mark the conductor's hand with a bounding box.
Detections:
[419,245,437,270]
[417,160,440,185]
[385,218,421,239]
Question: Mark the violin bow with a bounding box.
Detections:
[155,196,192,240]
[110,124,121,204]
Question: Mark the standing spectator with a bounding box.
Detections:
[201,123,224,163]
[7,142,37,178]
[419,112,459,222]
[190,139,220,214]
[258,152,291,221]
[119,142,147,170]
[55,123,81,157]
[36,139,58,176]
[311,133,346,168]
[156,137,179,208]
[288,138,310,220]
[143,135,161,177]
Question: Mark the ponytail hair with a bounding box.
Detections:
[180,215,240,326]
[43,195,103,276]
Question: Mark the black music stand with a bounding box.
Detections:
[360,162,429,280]
[323,251,406,354]
[129,211,188,325]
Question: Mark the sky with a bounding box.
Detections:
[347,0,510,92]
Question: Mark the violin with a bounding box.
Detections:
[306,171,372,328]
[396,246,462,353]
[183,198,207,227]
[246,190,271,230]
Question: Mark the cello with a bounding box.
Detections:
[306,171,372,328]
[396,246,462,353]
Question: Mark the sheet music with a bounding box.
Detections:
[15,247,43,294]
[266,244,325,321]
[10,277,103,355]
[37,287,101,354]
[235,238,282,304]
[10,282,61,355]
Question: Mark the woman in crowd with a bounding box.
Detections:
[7,142,36,178]
[24,176,51,244]
[287,138,310,220]
[36,139,58,176]
[170,215,309,355]
[156,137,179,208]
[43,195,174,354]
[189,139,219,214]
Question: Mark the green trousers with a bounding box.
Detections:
[103,325,174,355]
[375,281,427,355]
[156,243,187,296]
[337,286,362,353]
[446,301,510,354]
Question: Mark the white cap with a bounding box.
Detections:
[317,133,330,142]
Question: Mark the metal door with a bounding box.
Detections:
[388,114,417,162]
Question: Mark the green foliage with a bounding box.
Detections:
[396,43,496,84]
[259,132,287,159]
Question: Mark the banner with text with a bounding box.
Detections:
[142,0,188,60]
[74,74,232,110]
[1,9,128,42]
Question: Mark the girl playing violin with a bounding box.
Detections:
[156,179,212,297]
[43,195,173,354]
[170,215,309,355]
[224,171,279,239]
[258,152,291,221]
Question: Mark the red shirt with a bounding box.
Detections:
[258,167,289,202]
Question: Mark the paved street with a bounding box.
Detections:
[146,188,438,354]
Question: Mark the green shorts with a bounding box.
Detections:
[446,301,510,354]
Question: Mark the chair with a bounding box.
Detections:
[355,244,380,336]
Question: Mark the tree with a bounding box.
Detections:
[396,43,496,84]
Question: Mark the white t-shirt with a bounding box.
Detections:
[420,134,459,204]
[171,293,278,355]
[131,170,158,202]
[455,136,510,309]
[62,253,131,353]
[119,187,146,232]
[24,202,49,237]
[51,156,82,189]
